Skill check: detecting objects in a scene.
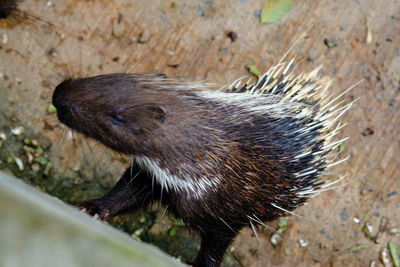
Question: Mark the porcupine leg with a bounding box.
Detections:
[76,165,155,220]
[193,226,238,267]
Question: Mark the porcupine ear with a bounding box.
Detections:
[125,105,167,134]
[144,105,167,123]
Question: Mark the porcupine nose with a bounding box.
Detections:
[52,79,72,108]
[52,79,75,124]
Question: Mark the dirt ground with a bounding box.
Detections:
[0,0,399,266]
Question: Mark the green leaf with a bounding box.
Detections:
[246,64,261,77]
[347,244,369,252]
[6,156,14,164]
[260,0,292,24]
[388,242,400,267]
[172,218,186,226]
[47,103,57,114]
[362,224,372,239]
[33,157,48,166]
[337,143,345,154]
[168,227,177,237]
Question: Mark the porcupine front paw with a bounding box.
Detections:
[75,200,111,220]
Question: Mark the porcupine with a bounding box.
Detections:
[51,59,353,267]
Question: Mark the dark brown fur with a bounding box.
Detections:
[53,72,334,267]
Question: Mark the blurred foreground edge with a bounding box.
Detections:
[0,170,185,267]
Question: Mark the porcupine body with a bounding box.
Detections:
[52,60,351,267]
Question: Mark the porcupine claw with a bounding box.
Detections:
[75,200,111,220]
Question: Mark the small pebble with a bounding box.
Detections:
[31,139,39,147]
[365,222,373,234]
[390,228,400,235]
[13,156,24,171]
[299,239,309,247]
[324,38,338,48]
[270,233,282,246]
[2,34,8,44]
[134,228,144,236]
[11,126,24,136]
[66,130,73,141]
[226,31,238,42]
[112,14,126,38]
[211,34,222,40]
[0,132,6,141]
[26,152,33,163]
[381,247,391,267]
[31,163,40,172]
[340,211,349,221]
[137,31,150,44]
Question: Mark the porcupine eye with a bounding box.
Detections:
[110,113,142,133]
[110,114,125,126]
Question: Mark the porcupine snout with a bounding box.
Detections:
[52,79,78,127]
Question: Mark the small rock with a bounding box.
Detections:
[2,33,8,44]
[31,139,39,147]
[270,233,282,246]
[211,34,222,40]
[362,127,374,136]
[13,156,24,171]
[66,130,74,141]
[112,13,126,38]
[26,152,33,163]
[226,31,238,42]
[137,31,150,44]
[134,228,144,236]
[380,247,391,267]
[363,222,373,239]
[389,228,400,235]
[0,132,7,141]
[299,239,309,247]
[324,38,338,48]
[11,126,24,136]
[31,163,40,172]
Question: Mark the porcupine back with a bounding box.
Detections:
[122,60,353,227]
[214,60,352,218]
